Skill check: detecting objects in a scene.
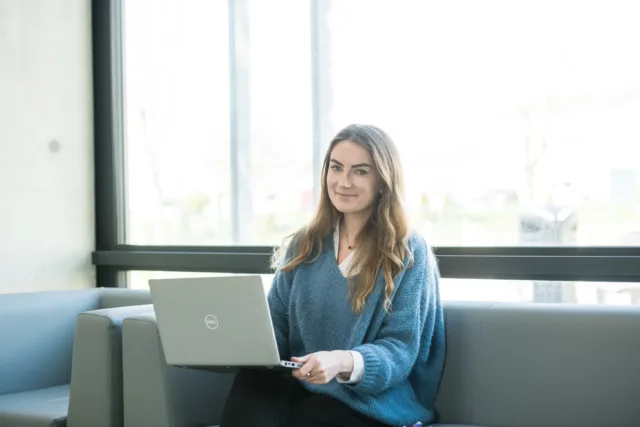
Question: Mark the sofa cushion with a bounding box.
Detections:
[0,384,69,427]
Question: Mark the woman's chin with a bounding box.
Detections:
[333,203,365,215]
[332,205,348,214]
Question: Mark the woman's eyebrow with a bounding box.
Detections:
[330,158,371,168]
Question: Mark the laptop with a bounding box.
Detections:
[149,274,302,372]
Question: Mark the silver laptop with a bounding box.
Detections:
[149,274,302,372]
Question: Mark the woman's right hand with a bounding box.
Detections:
[291,350,352,384]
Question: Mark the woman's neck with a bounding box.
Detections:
[342,212,369,242]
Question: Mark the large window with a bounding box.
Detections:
[121,0,640,247]
[92,0,640,291]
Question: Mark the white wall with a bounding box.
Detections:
[0,0,95,293]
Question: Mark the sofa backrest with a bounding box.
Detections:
[99,288,151,309]
[0,289,102,395]
[436,301,640,427]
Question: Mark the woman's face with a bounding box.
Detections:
[326,140,381,216]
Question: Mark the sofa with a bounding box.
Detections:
[121,301,640,427]
[0,288,152,427]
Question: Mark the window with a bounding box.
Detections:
[245,0,314,245]
[93,0,640,289]
[122,0,640,247]
[122,0,313,246]
[441,278,640,306]
[123,0,232,245]
[325,0,640,246]
[128,271,640,306]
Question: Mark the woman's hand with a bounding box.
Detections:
[291,350,353,384]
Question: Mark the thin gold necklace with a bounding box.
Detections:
[342,222,355,250]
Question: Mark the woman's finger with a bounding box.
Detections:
[296,360,316,377]
[291,354,312,363]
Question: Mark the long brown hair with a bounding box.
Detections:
[272,124,412,312]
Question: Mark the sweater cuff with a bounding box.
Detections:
[349,344,385,393]
[336,351,364,384]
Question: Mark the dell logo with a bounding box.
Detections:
[204,314,219,330]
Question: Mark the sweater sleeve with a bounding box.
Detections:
[349,235,439,395]
[266,253,295,361]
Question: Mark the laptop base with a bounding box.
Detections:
[173,363,301,374]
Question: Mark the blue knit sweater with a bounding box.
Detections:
[267,232,446,426]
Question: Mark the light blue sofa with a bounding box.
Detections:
[0,288,152,427]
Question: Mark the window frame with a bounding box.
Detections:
[91,0,640,287]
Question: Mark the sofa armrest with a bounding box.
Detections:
[67,304,154,427]
[122,313,234,427]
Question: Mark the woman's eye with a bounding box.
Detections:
[355,169,368,176]
[330,165,341,171]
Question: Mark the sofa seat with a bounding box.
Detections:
[0,384,69,427]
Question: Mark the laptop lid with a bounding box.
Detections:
[149,274,281,367]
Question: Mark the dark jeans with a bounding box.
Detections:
[219,369,390,427]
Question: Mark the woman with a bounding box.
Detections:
[220,124,445,427]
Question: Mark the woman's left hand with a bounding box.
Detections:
[291,350,353,384]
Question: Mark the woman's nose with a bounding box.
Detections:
[339,171,352,188]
